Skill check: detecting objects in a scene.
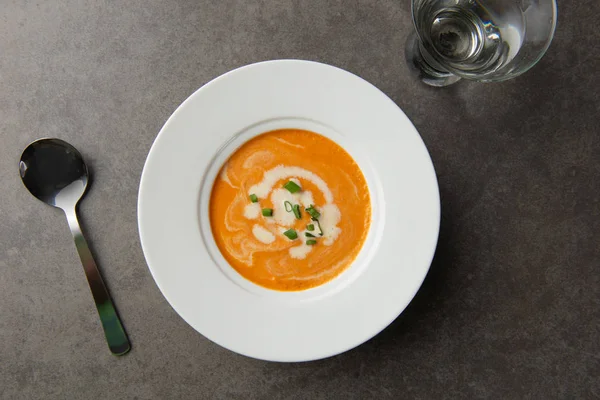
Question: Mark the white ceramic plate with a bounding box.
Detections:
[138,60,440,362]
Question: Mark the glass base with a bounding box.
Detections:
[405,32,462,87]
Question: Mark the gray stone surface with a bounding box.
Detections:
[1,0,598,398]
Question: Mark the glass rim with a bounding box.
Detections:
[501,0,558,81]
[410,0,559,82]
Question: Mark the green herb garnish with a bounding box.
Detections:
[249,194,258,203]
[306,239,317,245]
[314,219,324,236]
[305,205,321,220]
[262,208,273,217]
[305,232,316,238]
[293,204,301,219]
[283,229,298,240]
[307,224,315,231]
[284,201,293,212]
[283,180,301,193]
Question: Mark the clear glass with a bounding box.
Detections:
[406,0,558,86]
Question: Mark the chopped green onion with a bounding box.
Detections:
[262,208,273,217]
[249,194,258,203]
[293,204,301,219]
[307,224,315,231]
[314,219,324,236]
[305,232,316,238]
[306,239,317,245]
[283,180,301,193]
[284,201,293,212]
[305,205,321,220]
[283,229,298,240]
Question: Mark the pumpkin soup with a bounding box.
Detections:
[209,129,371,291]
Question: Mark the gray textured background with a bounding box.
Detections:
[1,0,599,399]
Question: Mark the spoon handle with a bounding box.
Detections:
[65,207,131,355]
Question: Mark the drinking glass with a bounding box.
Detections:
[406,0,558,86]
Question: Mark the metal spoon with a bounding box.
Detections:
[19,138,130,355]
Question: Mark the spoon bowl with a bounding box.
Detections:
[19,138,130,355]
[20,138,88,208]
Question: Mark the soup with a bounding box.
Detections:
[209,129,371,291]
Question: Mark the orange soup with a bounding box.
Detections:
[209,129,371,291]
